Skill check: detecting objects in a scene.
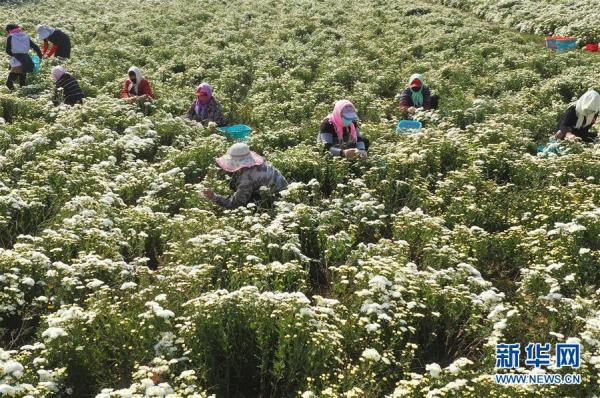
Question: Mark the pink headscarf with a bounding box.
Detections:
[326,100,358,142]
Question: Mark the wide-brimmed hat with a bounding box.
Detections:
[216,143,264,172]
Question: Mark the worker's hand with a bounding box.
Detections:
[407,107,417,113]
[358,150,368,159]
[203,188,215,201]
[554,131,566,140]
[343,148,359,158]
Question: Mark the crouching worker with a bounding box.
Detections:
[36,25,71,59]
[185,83,226,126]
[555,89,600,143]
[203,143,288,208]
[319,99,369,159]
[51,66,84,106]
[120,66,154,100]
[399,73,439,112]
[5,24,42,91]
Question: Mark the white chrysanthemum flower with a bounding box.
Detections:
[566,337,581,345]
[120,282,137,290]
[425,362,442,378]
[86,279,104,289]
[361,348,381,362]
[21,277,35,287]
[41,327,67,340]
[2,360,24,377]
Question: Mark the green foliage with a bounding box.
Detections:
[0,0,599,397]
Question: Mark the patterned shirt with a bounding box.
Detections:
[214,162,288,208]
[54,73,85,106]
[185,97,226,126]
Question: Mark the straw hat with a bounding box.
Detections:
[216,143,264,172]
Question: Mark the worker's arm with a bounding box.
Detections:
[214,174,254,209]
[47,44,59,57]
[30,40,43,58]
[120,80,131,99]
[5,36,12,56]
[399,88,412,109]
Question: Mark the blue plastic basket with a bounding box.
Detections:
[31,55,41,74]
[396,120,422,133]
[555,38,577,52]
[218,124,252,140]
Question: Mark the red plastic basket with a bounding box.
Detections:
[585,43,599,52]
[545,36,557,49]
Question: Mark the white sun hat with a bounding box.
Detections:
[215,143,264,172]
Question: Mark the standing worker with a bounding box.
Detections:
[5,24,42,91]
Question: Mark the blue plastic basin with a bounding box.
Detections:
[218,124,252,140]
[396,120,422,133]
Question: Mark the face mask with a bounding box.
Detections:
[342,117,353,127]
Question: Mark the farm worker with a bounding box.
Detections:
[555,89,600,143]
[319,99,369,159]
[4,24,43,91]
[202,142,288,209]
[51,66,84,106]
[36,25,71,59]
[185,83,226,126]
[399,73,439,112]
[120,66,155,100]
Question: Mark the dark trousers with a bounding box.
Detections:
[6,73,26,91]
[362,137,370,151]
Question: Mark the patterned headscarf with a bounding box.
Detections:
[408,73,425,108]
[195,83,213,114]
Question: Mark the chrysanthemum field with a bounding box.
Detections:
[0,0,599,397]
